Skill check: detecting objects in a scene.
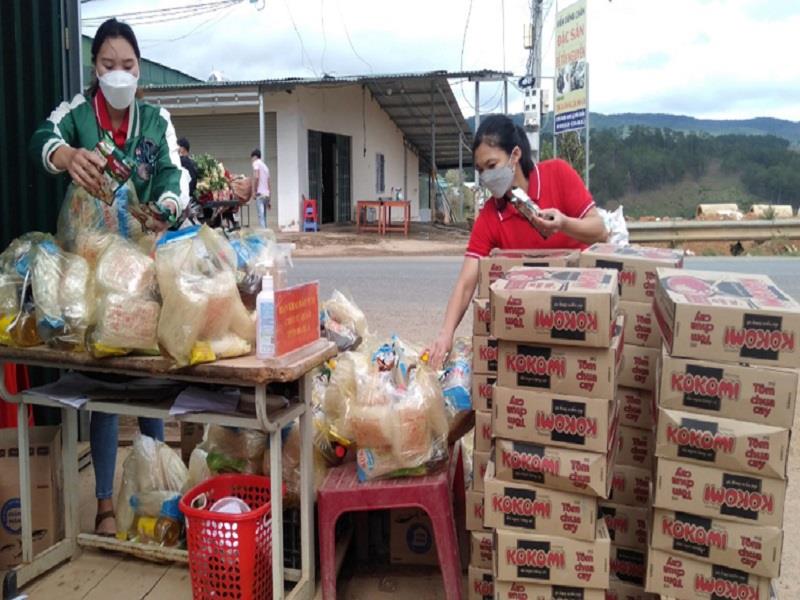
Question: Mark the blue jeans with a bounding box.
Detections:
[90,412,164,500]
[256,195,270,228]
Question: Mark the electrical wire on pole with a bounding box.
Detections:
[519,0,553,161]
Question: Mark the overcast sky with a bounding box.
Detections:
[80,0,799,121]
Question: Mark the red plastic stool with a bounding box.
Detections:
[317,455,463,600]
[302,197,319,232]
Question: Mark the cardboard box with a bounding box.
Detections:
[494,522,611,588]
[478,249,580,298]
[475,410,492,453]
[484,460,598,541]
[653,267,800,368]
[617,425,654,469]
[617,387,654,431]
[657,350,799,427]
[473,450,490,492]
[651,508,783,578]
[180,422,205,463]
[494,438,614,499]
[473,297,491,336]
[472,373,496,412]
[471,530,494,569]
[494,581,605,600]
[618,344,659,392]
[609,464,652,506]
[579,243,685,303]
[653,458,786,528]
[609,545,647,588]
[490,267,619,348]
[473,335,499,374]
[654,408,789,480]
[646,549,772,600]
[607,576,658,600]
[598,501,648,550]
[467,489,488,532]
[493,385,618,454]
[618,300,662,349]
[497,320,624,400]
[0,426,63,570]
[390,508,439,566]
[468,565,494,600]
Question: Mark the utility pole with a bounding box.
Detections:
[521,0,552,162]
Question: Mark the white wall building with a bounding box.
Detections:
[143,71,499,231]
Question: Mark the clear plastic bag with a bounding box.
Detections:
[322,290,368,351]
[440,337,473,414]
[130,435,189,493]
[95,236,156,298]
[156,226,255,366]
[90,293,160,354]
[597,206,629,245]
[202,425,266,475]
[30,240,65,342]
[59,253,94,348]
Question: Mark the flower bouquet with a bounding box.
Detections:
[194,154,232,204]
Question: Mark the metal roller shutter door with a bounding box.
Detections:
[171,113,278,227]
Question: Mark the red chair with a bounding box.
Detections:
[317,449,464,600]
[303,197,319,232]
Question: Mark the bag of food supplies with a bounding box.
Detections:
[156,226,255,367]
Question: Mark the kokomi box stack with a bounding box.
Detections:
[468,250,579,600]
[580,244,685,600]
[485,265,622,598]
[645,268,800,600]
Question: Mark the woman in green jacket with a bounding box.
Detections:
[29,19,189,536]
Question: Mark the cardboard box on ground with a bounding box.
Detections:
[0,426,63,570]
[390,507,439,566]
[477,249,580,298]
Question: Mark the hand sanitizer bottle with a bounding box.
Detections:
[257,275,275,359]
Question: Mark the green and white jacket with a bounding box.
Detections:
[29,93,189,214]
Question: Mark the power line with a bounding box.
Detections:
[82,1,241,27]
[458,0,475,110]
[282,0,319,77]
[139,4,239,50]
[320,0,327,74]
[336,0,373,73]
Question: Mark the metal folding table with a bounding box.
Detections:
[0,339,336,600]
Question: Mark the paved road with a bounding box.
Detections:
[294,256,800,344]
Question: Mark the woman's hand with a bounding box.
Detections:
[531,207,567,238]
[54,146,105,197]
[428,330,454,370]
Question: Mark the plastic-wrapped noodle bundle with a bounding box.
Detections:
[95,236,156,298]
[31,240,66,343]
[59,253,94,347]
[92,293,160,354]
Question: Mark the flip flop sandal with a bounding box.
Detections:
[94,510,116,538]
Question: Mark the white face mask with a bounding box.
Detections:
[479,158,516,199]
[97,70,139,110]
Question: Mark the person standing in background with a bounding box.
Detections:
[250,148,271,228]
[178,137,197,198]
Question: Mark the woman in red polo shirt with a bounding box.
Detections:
[429,114,607,367]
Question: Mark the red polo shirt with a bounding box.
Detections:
[93,88,130,148]
[465,158,595,258]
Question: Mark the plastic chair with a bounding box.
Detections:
[303,197,319,232]
[317,453,463,600]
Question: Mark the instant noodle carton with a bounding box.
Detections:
[578,243,685,303]
[478,249,580,297]
[618,300,662,348]
[656,349,799,428]
[653,268,800,368]
[490,267,619,348]
[653,458,786,528]
[645,548,772,600]
[598,501,649,550]
[493,438,615,499]
[617,425,654,469]
[492,385,619,454]
[472,373,496,412]
[473,335,499,374]
[473,297,491,336]
[650,508,783,578]
[496,317,624,400]
[494,522,611,588]
[609,463,652,506]
[467,489,488,532]
[618,344,659,392]
[609,545,647,588]
[483,460,598,541]
[617,387,654,431]
[654,408,789,480]
[468,565,494,600]
[494,581,605,600]
[470,530,494,569]
[606,575,658,600]
[473,450,490,492]
[474,409,493,453]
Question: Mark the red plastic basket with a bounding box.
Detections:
[180,474,275,599]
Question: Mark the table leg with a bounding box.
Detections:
[62,407,80,550]
[298,373,314,591]
[17,398,33,563]
[270,407,285,600]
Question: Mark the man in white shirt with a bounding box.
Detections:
[250,148,271,228]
